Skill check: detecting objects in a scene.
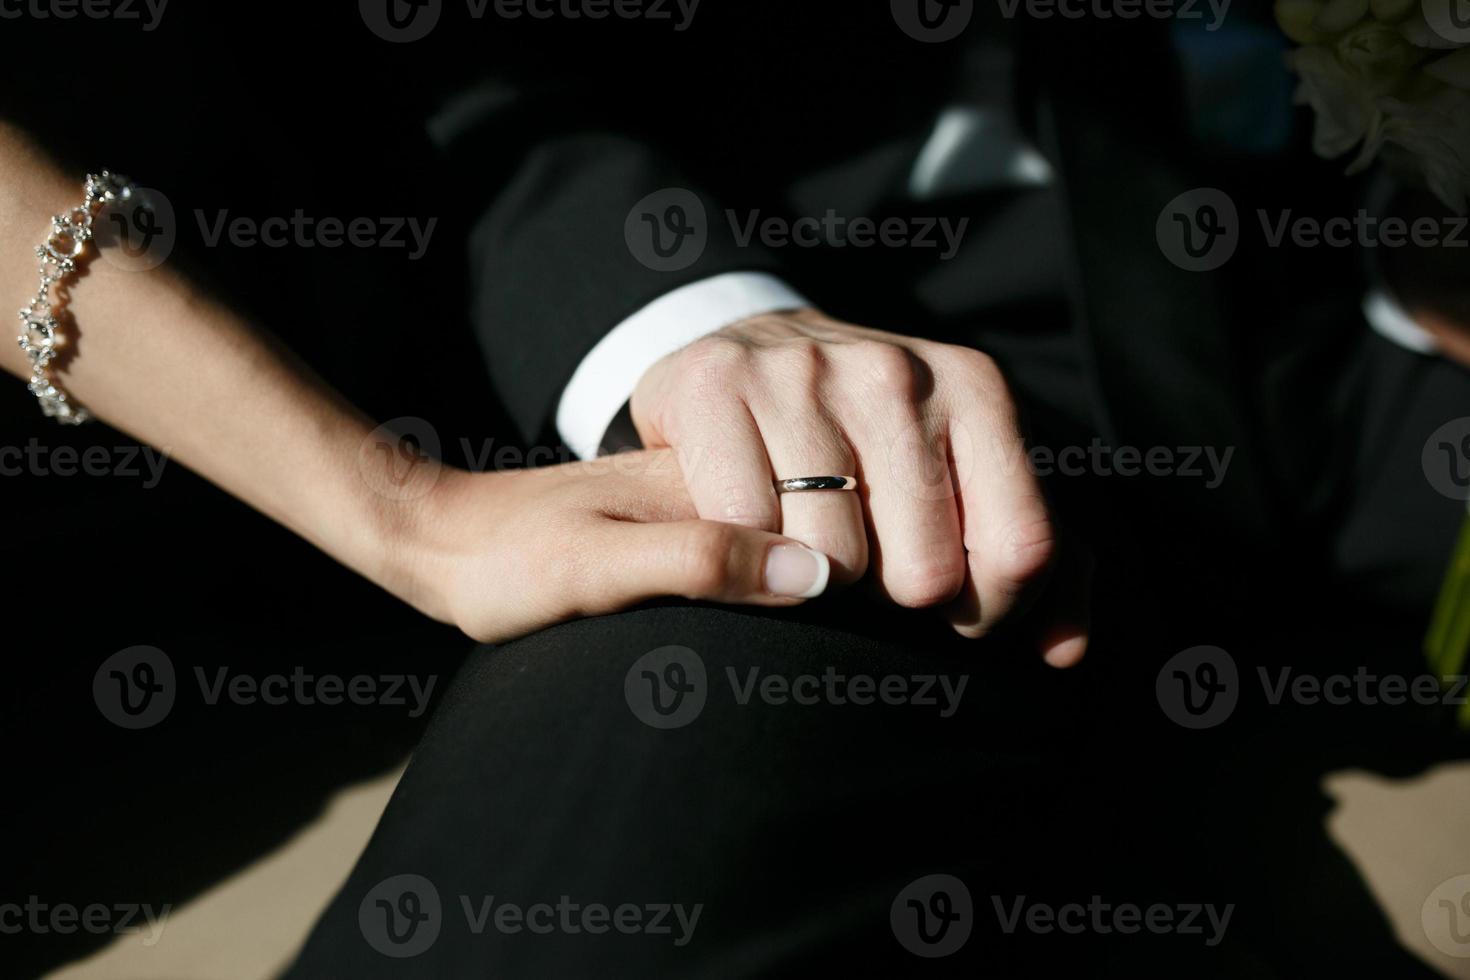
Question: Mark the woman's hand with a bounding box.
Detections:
[390,449,832,644]
[0,123,827,647]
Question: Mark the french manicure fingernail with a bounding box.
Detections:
[765,544,830,599]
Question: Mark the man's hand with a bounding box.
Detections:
[630,308,1089,665]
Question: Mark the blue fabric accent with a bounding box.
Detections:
[1171,20,1295,155]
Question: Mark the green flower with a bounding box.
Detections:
[1277,0,1329,44]
[1337,21,1423,90]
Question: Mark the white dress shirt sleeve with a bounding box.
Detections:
[1363,288,1440,355]
[555,271,809,460]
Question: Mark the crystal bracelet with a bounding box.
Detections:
[17,171,132,424]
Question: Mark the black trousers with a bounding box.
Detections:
[281,582,1443,978]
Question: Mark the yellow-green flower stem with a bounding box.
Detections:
[1425,504,1470,726]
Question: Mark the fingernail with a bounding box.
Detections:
[764,544,830,599]
[1042,630,1089,669]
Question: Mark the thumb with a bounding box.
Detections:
[587,519,830,611]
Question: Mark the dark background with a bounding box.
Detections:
[2,8,492,976]
[1,2,1466,976]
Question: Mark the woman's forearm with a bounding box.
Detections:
[0,121,828,644]
[0,122,433,612]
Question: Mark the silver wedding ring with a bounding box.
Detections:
[776,475,859,493]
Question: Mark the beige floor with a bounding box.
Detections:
[44,763,1470,979]
[1326,764,1470,978]
[44,765,407,980]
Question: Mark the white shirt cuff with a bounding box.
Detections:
[555,271,809,460]
[1363,289,1439,355]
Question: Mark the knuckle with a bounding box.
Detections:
[943,349,1024,452]
[766,340,826,385]
[856,342,918,396]
[945,344,1001,383]
[941,347,1010,409]
[886,558,966,609]
[668,345,749,437]
[680,337,751,389]
[993,512,1057,592]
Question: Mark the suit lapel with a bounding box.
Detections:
[1025,21,1280,547]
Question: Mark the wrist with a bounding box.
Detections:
[562,274,811,460]
[349,436,474,628]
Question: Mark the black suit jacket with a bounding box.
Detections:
[439,1,1470,621]
[439,6,1282,557]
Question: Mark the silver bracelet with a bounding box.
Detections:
[17,171,133,424]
